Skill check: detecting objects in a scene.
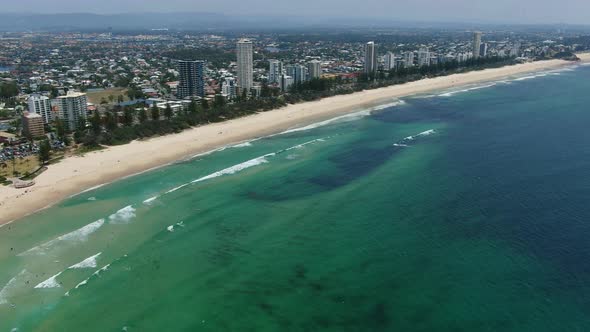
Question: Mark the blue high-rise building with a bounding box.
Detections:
[177,60,205,99]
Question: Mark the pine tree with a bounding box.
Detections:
[151,104,160,121]
[139,108,148,123]
[38,140,51,165]
[164,104,173,120]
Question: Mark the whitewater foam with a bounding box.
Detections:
[285,137,328,151]
[280,101,404,135]
[74,279,88,289]
[95,263,111,275]
[402,129,437,141]
[370,100,406,111]
[191,154,273,184]
[143,196,159,204]
[34,271,63,289]
[19,219,105,256]
[65,263,112,296]
[274,100,405,135]
[165,183,190,194]
[69,253,102,269]
[438,83,496,97]
[0,270,28,305]
[510,73,549,82]
[146,137,328,201]
[108,206,136,224]
[281,110,372,134]
[232,141,253,148]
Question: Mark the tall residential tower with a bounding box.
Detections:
[237,39,254,90]
[473,32,482,59]
[364,41,378,75]
[55,92,88,131]
[384,52,396,71]
[268,59,283,84]
[177,60,205,99]
[286,64,309,84]
[28,94,52,124]
[307,60,322,79]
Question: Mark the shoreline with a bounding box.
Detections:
[2,55,589,225]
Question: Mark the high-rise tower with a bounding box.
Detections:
[473,32,482,59]
[177,60,205,99]
[237,39,254,90]
[364,41,378,75]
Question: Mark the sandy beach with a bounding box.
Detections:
[1,55,589,225]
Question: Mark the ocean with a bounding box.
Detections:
[2,64,590,331]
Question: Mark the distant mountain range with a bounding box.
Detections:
[0,13,250,31]
[0,13,587,33]
[0,12,377,32]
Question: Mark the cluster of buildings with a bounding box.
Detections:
[24,92,88,136]
[0,28,583,141]
[176,38,323,101]
[267,59,322,92]
[363,32,524,75]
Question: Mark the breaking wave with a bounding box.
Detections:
[69,253,102,269]
[513,73,548,81]
[280,100,405,135]
[404,129,436,141]
[165,183,190,194]
[438,83,497,97]
[143,196,158,204]
[34,271,63,289]
[0,270,28,305]
[108,206,136,224]
[231,141,253,148]
[66,263,111,296]
[191,154,273,184]
[19,219,105,256]
[393,129,437,147]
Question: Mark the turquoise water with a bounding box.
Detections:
[2,64,590,331]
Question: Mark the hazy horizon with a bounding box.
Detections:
[1,0,589,25]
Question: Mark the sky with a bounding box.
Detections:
[2,0,589,25]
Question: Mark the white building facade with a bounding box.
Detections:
[28,94,52,124]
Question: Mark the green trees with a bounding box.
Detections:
[212,95,226,109]
[123,107,134,126]
[115,76,131,88]
[127,86,144,100]
[104,111,118,132]
[164,104,173,120]
[138,108,148,123]
[38,140,51,165]
[55,119,67,139]
[49,55,518,152]
[0,82,18,98]
[151,104,160,121]
[90,111,102,135]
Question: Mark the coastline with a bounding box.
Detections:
[1,55,589,225]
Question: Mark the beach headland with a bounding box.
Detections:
[1,54,589,225]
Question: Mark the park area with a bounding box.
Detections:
[86,88,129,105]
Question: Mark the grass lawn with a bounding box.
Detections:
[86,88,128,105]
[0,155,40,178]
